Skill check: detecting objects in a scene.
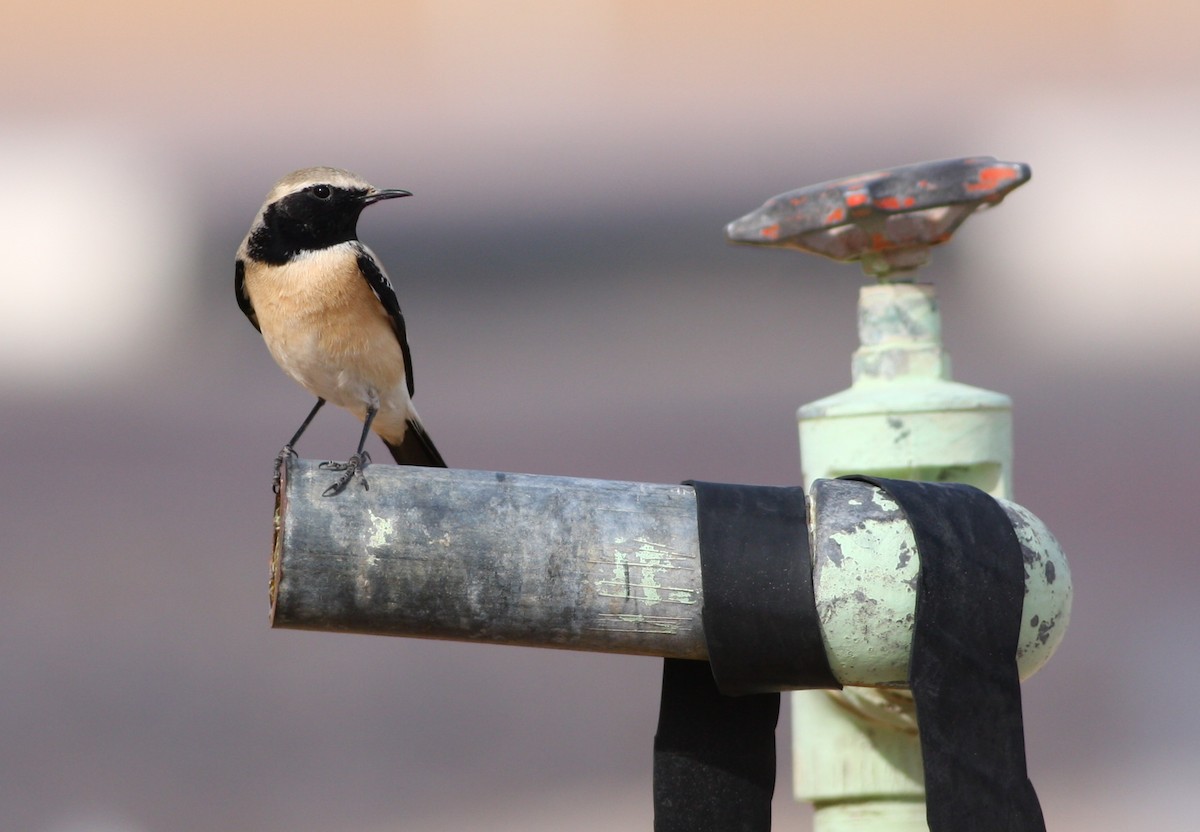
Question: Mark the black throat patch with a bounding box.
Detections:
[247,186,369,264]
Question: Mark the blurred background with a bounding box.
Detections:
[3,1,1198,829]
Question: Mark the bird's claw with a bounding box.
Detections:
[272,445,298,494]
[320,451,372,496]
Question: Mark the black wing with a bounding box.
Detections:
[234,259,261,332]
[354,246,415,398]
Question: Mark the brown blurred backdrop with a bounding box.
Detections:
[2,2,1198,830]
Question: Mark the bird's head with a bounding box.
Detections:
[241,167,411,265]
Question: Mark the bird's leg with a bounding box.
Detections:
[273,398,326,493]
[320,404,378,497]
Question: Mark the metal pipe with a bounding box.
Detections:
[270,460,708,659]
[268,459,1070,689]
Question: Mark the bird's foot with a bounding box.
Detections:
[319,451,372,496]
[273,445,298,494]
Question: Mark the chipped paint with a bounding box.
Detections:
[725,156,1030,278]
[808,479,1070,685]
[366,509,394,549]
[876,195,916,211]
[965,164,1020,193]
[595,536,697,606]
[996,498,1072,671]
[273,463,709,660]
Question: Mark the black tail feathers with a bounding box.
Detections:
[383,419,447,468]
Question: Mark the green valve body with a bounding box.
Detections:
[799,282,1011,494]
[792,281,1067,831]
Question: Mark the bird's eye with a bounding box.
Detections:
[311,185,332,199]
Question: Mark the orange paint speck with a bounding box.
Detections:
[759,223,781,241]
[876,195,916,210]
[789,196,808,207]
[846,192,869,208]
[823,207,846,225]
[965,165,1019,193]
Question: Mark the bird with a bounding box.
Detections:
[235,166,446,496]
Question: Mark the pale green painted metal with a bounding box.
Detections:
[799,283,1012,496]
[808,477,1071,687]
[792,281,1073,830]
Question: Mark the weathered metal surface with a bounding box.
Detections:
[270,458,708,659]
[809,478,1072,687]
[725,156,1030,277]
[852,282,948,383]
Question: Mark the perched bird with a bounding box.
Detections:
[236,167,446,496]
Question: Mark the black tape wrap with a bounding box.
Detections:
[842,476,1047,832]
[689,481,838,694]
[652,482,837,832]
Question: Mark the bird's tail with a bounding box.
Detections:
[383,418,447,468]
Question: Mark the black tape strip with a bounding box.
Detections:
[651,482,835,831]
[686,481,838,695]
[653,658,777,832]
[842,476,1046,832]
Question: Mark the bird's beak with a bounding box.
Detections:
[362,188,413,205]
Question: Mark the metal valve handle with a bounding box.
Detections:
[725,156,1030,278]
